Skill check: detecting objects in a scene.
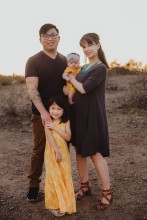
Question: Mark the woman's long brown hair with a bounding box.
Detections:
[79,33,109,68]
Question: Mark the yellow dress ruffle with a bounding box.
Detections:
[44,122,76,214]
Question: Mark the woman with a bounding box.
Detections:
[67,33,113,210]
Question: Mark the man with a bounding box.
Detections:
[25,23,67,201]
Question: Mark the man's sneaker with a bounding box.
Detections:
[27,187,39,202]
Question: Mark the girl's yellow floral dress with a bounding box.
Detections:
[44,122,76,214]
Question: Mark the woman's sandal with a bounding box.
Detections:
[49,209,65,217]
[75,181,92,201]
[97,188,113,210]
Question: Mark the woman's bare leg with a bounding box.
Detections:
[90,153,111,204]
[75,154,90,198]
[76,154,89,183]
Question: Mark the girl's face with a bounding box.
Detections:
[81,41,99,59]
[49,102,63,120]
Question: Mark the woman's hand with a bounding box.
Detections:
[68,74,75,81]
[55,149,62,162]
[63,85,69,95]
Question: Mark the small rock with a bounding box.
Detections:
[10,207,15,210]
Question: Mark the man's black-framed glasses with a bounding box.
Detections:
[41,33,58,40]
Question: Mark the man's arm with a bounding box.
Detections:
[26,76,51,123]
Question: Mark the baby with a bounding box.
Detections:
[63,52,81,104]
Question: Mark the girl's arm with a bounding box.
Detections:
[46,120,71,141]
[45,125,62,162]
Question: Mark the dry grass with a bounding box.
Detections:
[0,75,25,87]
[108,67,146,76]
[1,71,147,220]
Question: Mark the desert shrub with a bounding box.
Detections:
[106,76,118,91]
[4,98,18,117]
[122,74,147,110]
[1,84,31,118]
[0,75,25,87]
[108,67,142,76]
[109,59,147,74]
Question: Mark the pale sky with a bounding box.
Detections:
[0,0,147,75]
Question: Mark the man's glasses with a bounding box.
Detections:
[41,33,58,40]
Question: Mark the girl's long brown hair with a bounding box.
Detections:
[79,33,109,68]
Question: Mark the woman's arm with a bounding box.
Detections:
[69,76,86,94]
[45,125,62,162]
[46,120,71,141]
[69,65,106,94]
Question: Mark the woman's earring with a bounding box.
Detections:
[84,56,87,64]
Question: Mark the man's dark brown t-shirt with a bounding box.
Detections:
[25,51,67,115]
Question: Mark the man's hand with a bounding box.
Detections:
[41,111,51,126]
[68,74,75,80]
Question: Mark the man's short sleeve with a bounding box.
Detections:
[25,57,38,78]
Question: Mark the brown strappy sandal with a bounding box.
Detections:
[75,181,92,201]
[97,188,113,210]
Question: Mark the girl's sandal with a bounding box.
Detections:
[49,209,65,217]
[75,181,92,201]
[97,188,113,210]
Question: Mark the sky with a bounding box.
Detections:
[0,0,147,75]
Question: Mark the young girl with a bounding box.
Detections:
[44,95,76,217]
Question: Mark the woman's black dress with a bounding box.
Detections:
[71,63,110,158]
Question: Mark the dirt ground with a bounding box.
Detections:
[0,74,147,220]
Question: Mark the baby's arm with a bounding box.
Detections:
[46,121,71,141]
[45,124,62,162]
[62,72,70,81]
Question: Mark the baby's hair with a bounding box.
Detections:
[48,95,69,123]
[69,52,80,57]
[67,52,80,61]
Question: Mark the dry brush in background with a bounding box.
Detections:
[0,60,147,127]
